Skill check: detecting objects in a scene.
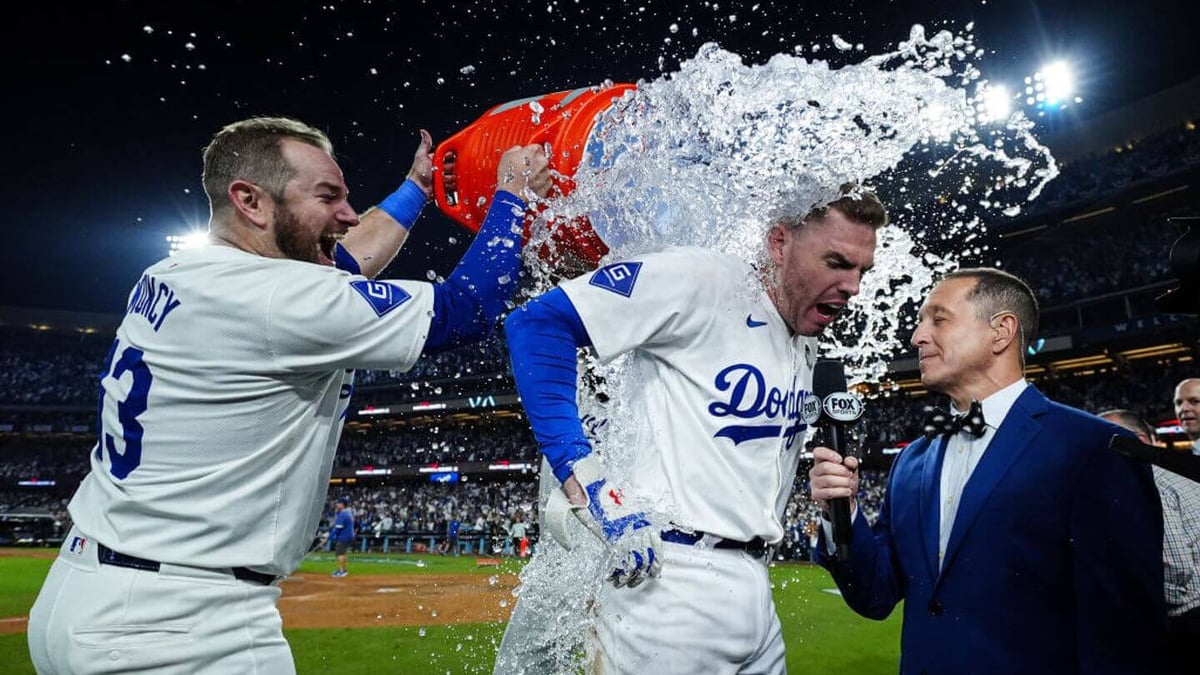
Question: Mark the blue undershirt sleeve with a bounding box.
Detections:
[504,288,595,483]
[422,191,526,355]
[332,242,361,275]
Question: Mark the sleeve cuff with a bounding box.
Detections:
[378,179,428,230]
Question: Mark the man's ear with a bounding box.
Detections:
[228,180,272,229]
[767,224,787,267]
[990,311,1020,355]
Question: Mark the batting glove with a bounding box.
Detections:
[570,454,662,587]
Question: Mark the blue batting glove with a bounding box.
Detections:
[569,454,663,587]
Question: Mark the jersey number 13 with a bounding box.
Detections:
[96,338,153,479]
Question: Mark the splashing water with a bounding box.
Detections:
[528,25,1056,383]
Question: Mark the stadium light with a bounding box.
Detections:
[1028,60,1082,116]
[977,83,1012,123]
[1039,61,1073,104]
[166,231,208,255]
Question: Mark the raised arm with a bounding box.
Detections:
[420,145,551,355]
[336,129,437,279]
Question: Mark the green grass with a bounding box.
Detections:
[0,549,901,674]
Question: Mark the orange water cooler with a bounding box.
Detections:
[433,83,637,270]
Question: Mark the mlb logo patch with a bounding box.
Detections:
[350,280,411,317]
[68,536,87,556]
[589,262,643,297]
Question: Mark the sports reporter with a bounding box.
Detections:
[809,268,1165,674]
[498,188,886,674]
[27,116,551,674]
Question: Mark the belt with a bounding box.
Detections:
[97,543,279,586]
[660,529,773,558]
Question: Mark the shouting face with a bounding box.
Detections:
[766,207,877,336]
[270,139,360,266]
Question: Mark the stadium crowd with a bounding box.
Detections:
[336,418,537,468]
[320,480,539,556]
[1029,122,1200,214]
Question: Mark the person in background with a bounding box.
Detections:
[330,498,356,577]
[1100,408,1200,675]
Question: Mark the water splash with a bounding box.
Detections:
[528,25,1056,382]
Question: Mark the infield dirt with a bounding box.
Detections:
[0,569,522,634]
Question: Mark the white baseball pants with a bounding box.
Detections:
[27,527,293,674]
[592,539,786,675]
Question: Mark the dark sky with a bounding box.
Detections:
[4,0,1196,313]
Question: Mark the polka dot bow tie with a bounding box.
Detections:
[923,400,988,440]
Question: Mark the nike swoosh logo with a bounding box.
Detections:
[746,315,768,328]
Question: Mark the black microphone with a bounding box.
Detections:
[812,359,864,562]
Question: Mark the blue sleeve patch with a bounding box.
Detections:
[350,280,412,317]
[588,261,643,297]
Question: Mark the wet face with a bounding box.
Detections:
[270,139,359,266]
[910,277,996,398]
[767,208,877,336]
[1173,379,1200,440]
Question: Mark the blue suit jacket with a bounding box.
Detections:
[817,386,1166,674]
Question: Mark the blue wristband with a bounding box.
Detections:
[378,179,427,230]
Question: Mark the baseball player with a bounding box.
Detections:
[499,188,887,674]
[26,116,551,674]
[330,497,355,577]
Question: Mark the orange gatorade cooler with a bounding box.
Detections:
[433,83,637,270]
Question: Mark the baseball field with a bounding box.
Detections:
[0,548,901,674]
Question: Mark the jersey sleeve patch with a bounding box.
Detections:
[588,261,643,297]
[350,280,412,317]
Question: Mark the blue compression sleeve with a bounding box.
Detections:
[332,242,362,275]
[377,179,427,230]
[505,288,595,483]
[422,191,526,355]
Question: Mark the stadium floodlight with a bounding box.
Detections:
[1036,61,1074,106]
[166,231,208,256]
[978,84,1012,123]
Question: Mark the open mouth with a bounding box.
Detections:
[815,302,845,320]
[319,233,345,264]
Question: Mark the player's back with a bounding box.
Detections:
[70,244,431,575]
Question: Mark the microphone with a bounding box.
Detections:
[812,359,864,562]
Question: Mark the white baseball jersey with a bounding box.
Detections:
[560,247,818,543]
[69,244,433,575]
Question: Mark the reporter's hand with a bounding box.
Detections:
[568,454,662,588]
[496,144,552,201]
[808,446,859,515]
[405,129,435,196]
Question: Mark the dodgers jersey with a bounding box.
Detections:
[560,247,818,544]
[70,244,433,575]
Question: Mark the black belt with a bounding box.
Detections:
[97,543,279,586]
[660,529,773,558]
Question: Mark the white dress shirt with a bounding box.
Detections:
[937,379,1028,568]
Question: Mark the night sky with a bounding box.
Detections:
[5,0,1196,313]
